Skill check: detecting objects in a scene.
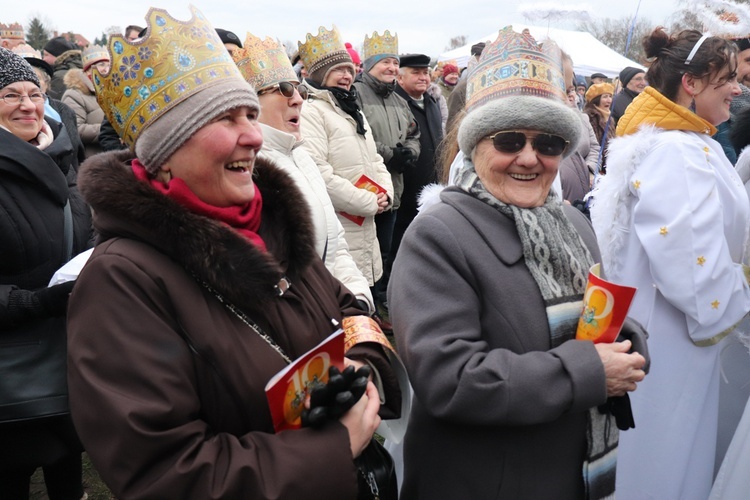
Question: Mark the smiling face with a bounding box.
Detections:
[472,129,562,208]
[324,65,354,91]
[258,82,304,140]
[369,57,399,83]
[626,72,647,93]
[692,60,742,126]
[398,67,430,99]
[737,48,750,86]
[0,81,45,142]
[159,106,263,207]
[443,71,459,85]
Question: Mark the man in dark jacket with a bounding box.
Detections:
[43,37,81,100]
[611,66,646,125]
[393,53,444,267]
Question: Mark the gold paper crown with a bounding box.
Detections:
[11,43,40,59]
[0,22,24,40]
[362,30,398,61]
[297,25,350,76]
[232,33,297,91]
[93,5,243,148]
[466,26,566,112]
[82,44,110,69]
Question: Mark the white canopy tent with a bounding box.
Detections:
[438,24,644,79]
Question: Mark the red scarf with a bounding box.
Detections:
[132,159,266,251]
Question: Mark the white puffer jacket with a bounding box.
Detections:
[259,123,374,312]
[300,86,394,286]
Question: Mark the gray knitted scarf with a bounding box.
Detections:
[456,158,618,500]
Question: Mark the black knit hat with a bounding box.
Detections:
[43,36,76,57]
[619,66,644,87]
[0,47,41,89]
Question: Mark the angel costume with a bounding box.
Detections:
[591,87,750,500]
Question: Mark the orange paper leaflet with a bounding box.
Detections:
[339,175,387,226]
[576,263,637,344]
[265,329,345,432]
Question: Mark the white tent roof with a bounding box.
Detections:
[438,24,644,79]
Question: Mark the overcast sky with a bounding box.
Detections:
[6,1,683,57]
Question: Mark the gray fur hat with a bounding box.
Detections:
[135,78,259,174]
[458,95,582,158]
[457,26,581,158]
[0,47,41,90]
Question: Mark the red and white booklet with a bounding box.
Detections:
[339,174,387,226]
[576,263,637,344]
[264,329,345,432]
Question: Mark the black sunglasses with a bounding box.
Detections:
[488,131,569,157]
[259,81,309,100]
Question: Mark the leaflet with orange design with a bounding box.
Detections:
[339,174,387,226]
[265,329,345,432]
[576,263,637,344]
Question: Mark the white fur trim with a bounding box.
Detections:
[417,183,446,213]
[590,125,661,278]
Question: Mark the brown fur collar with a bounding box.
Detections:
[78,150,317,314]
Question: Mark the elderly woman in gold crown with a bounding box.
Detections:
[297,26,394,301]
[66,7,399,498]
[61,44,110,158]
[388,27,648,499]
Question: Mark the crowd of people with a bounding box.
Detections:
[2,4,750,499]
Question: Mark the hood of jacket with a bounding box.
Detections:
[616,86,716,137]
[63,68,94,94]
[78,150,317,317]
[356,71,396,98]
[53,50,83,72]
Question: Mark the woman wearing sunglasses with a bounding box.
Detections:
[388,27,647,500]
[232,35,375,316]
[592,29,747,499]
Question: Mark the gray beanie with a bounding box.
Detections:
[0,47,41,90]
[458,95,582,158]
[135,78,260,174]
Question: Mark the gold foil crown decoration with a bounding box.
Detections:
[0,23,24,40]
[11,43,41,59]
[82,44,110,69]
[297,25,349,76]
[362,30,398,61]
[465,26,567,113]
[93,5,243,149]
[232,33,297,91]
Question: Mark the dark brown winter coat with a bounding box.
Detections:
[67,151,394,499]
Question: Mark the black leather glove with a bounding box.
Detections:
[600,394,636,430]
[387,146,417,174]
[35,281,76,317]
[301,365,371,428]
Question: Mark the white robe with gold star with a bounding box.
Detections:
[592,125,750,500]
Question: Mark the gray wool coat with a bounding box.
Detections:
[389,187,609,499]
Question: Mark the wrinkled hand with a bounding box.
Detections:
[376,192,389,214]
[340,380,380,457]
[617,317,650,373]
[595,340,646,397]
